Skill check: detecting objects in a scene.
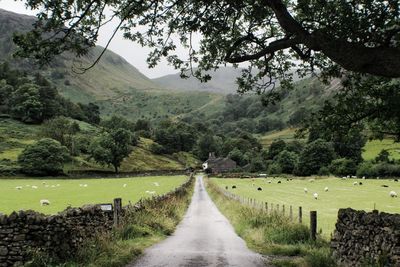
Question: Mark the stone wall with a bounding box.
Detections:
[0,173,194,267]
[0,205,113,266]
[331,208,400,266]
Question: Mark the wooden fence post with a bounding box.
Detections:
[113,198,122,227]
[299,206,303,223]
[310,211,317,241]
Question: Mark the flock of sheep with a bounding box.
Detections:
[13,181,162,207]
[231,176,399,200]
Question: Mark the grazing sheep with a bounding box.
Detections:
[25,185,30,187]
[304,188,308,193]
[351,176,357,179]
[309,179,315,183]
[390,191,398,198]
[123,184,127,188]
[324,187,329,192]
[83,184,88,187]
[359,182,363,185]
[15,186,22,190]
[51,185,56,188]
[394,179,398,182]
[40,199,50,206]
[287,178,289,181]
[232,185,237,189]
[79,184,83,187]
[381,185,389,188]
[154,182,160,187]
[313,193,318,200]
[31,186,38,189]
[267,180,272,184]
[145,191,156,194]
[257,187,262,191]
[56,184,60,187]
[342,177,347,180]
[362,176,366,180]
[277,181,281,184]
[353,182,358,186]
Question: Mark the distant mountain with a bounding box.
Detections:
[0,9,225,119]
[0,9,161,102]
[153,67,244,95]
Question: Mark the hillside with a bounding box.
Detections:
[153,67,244,95]
[0,118,200,175]
[0,9,224,119]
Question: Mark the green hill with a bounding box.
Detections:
[0,9,224,120]
[0,118,200,175]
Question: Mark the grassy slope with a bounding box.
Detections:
[211,177,400,238]
[259,128,300,147]
[0,9,225,120]
[0,175,187,214]
[0,119,200,173]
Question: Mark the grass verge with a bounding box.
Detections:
[26,177,194,267]
[206,178,336,267]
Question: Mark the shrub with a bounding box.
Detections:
[268,162,282,174]
[318,166,330,176]
[18,138,69,176]
[149,143,167,154]
[357,162,400,177]
[275,150,298,174]
[296,139,335,176]
[329,158,357,176]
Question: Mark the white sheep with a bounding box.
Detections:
[390,191,398,198]
[51,185,56,188]
[362,176,366,180]
[15,186,22,190]
[40,199,50,206]
[309,178,315,183]
[83,184,88,187]
[268,180,272,184]
[313,193,319,200]
[145,190,156,194]
[153,182,160,187]
[56,184,60,187]
[304,188,308,193]
[79,184,83,187]
[31,186,38,189]
[123,184,127,188]
[342,177,347,180]
[353,182,358,186]
[324,187,329,192]
[351,176,357,179]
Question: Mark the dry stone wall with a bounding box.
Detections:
[331,208,400,266]
[0,205,113,267]
[0,173,194,267]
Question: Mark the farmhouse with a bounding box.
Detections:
[202,152,237,173]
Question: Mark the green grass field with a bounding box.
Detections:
[211,177,400,238]
[362,139,400,161]
[0,175,187,215]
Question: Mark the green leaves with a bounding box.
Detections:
[18,138,70,176]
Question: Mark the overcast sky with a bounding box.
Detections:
[0,0,188,78]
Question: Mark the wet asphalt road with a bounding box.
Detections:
[127,175,266,267]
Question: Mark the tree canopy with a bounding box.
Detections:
[13,0,400,95]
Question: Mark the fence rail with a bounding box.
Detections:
[215,182,317,240]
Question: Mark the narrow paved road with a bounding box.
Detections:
[127,175,266,267]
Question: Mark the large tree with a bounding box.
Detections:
[13,1,400,92]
